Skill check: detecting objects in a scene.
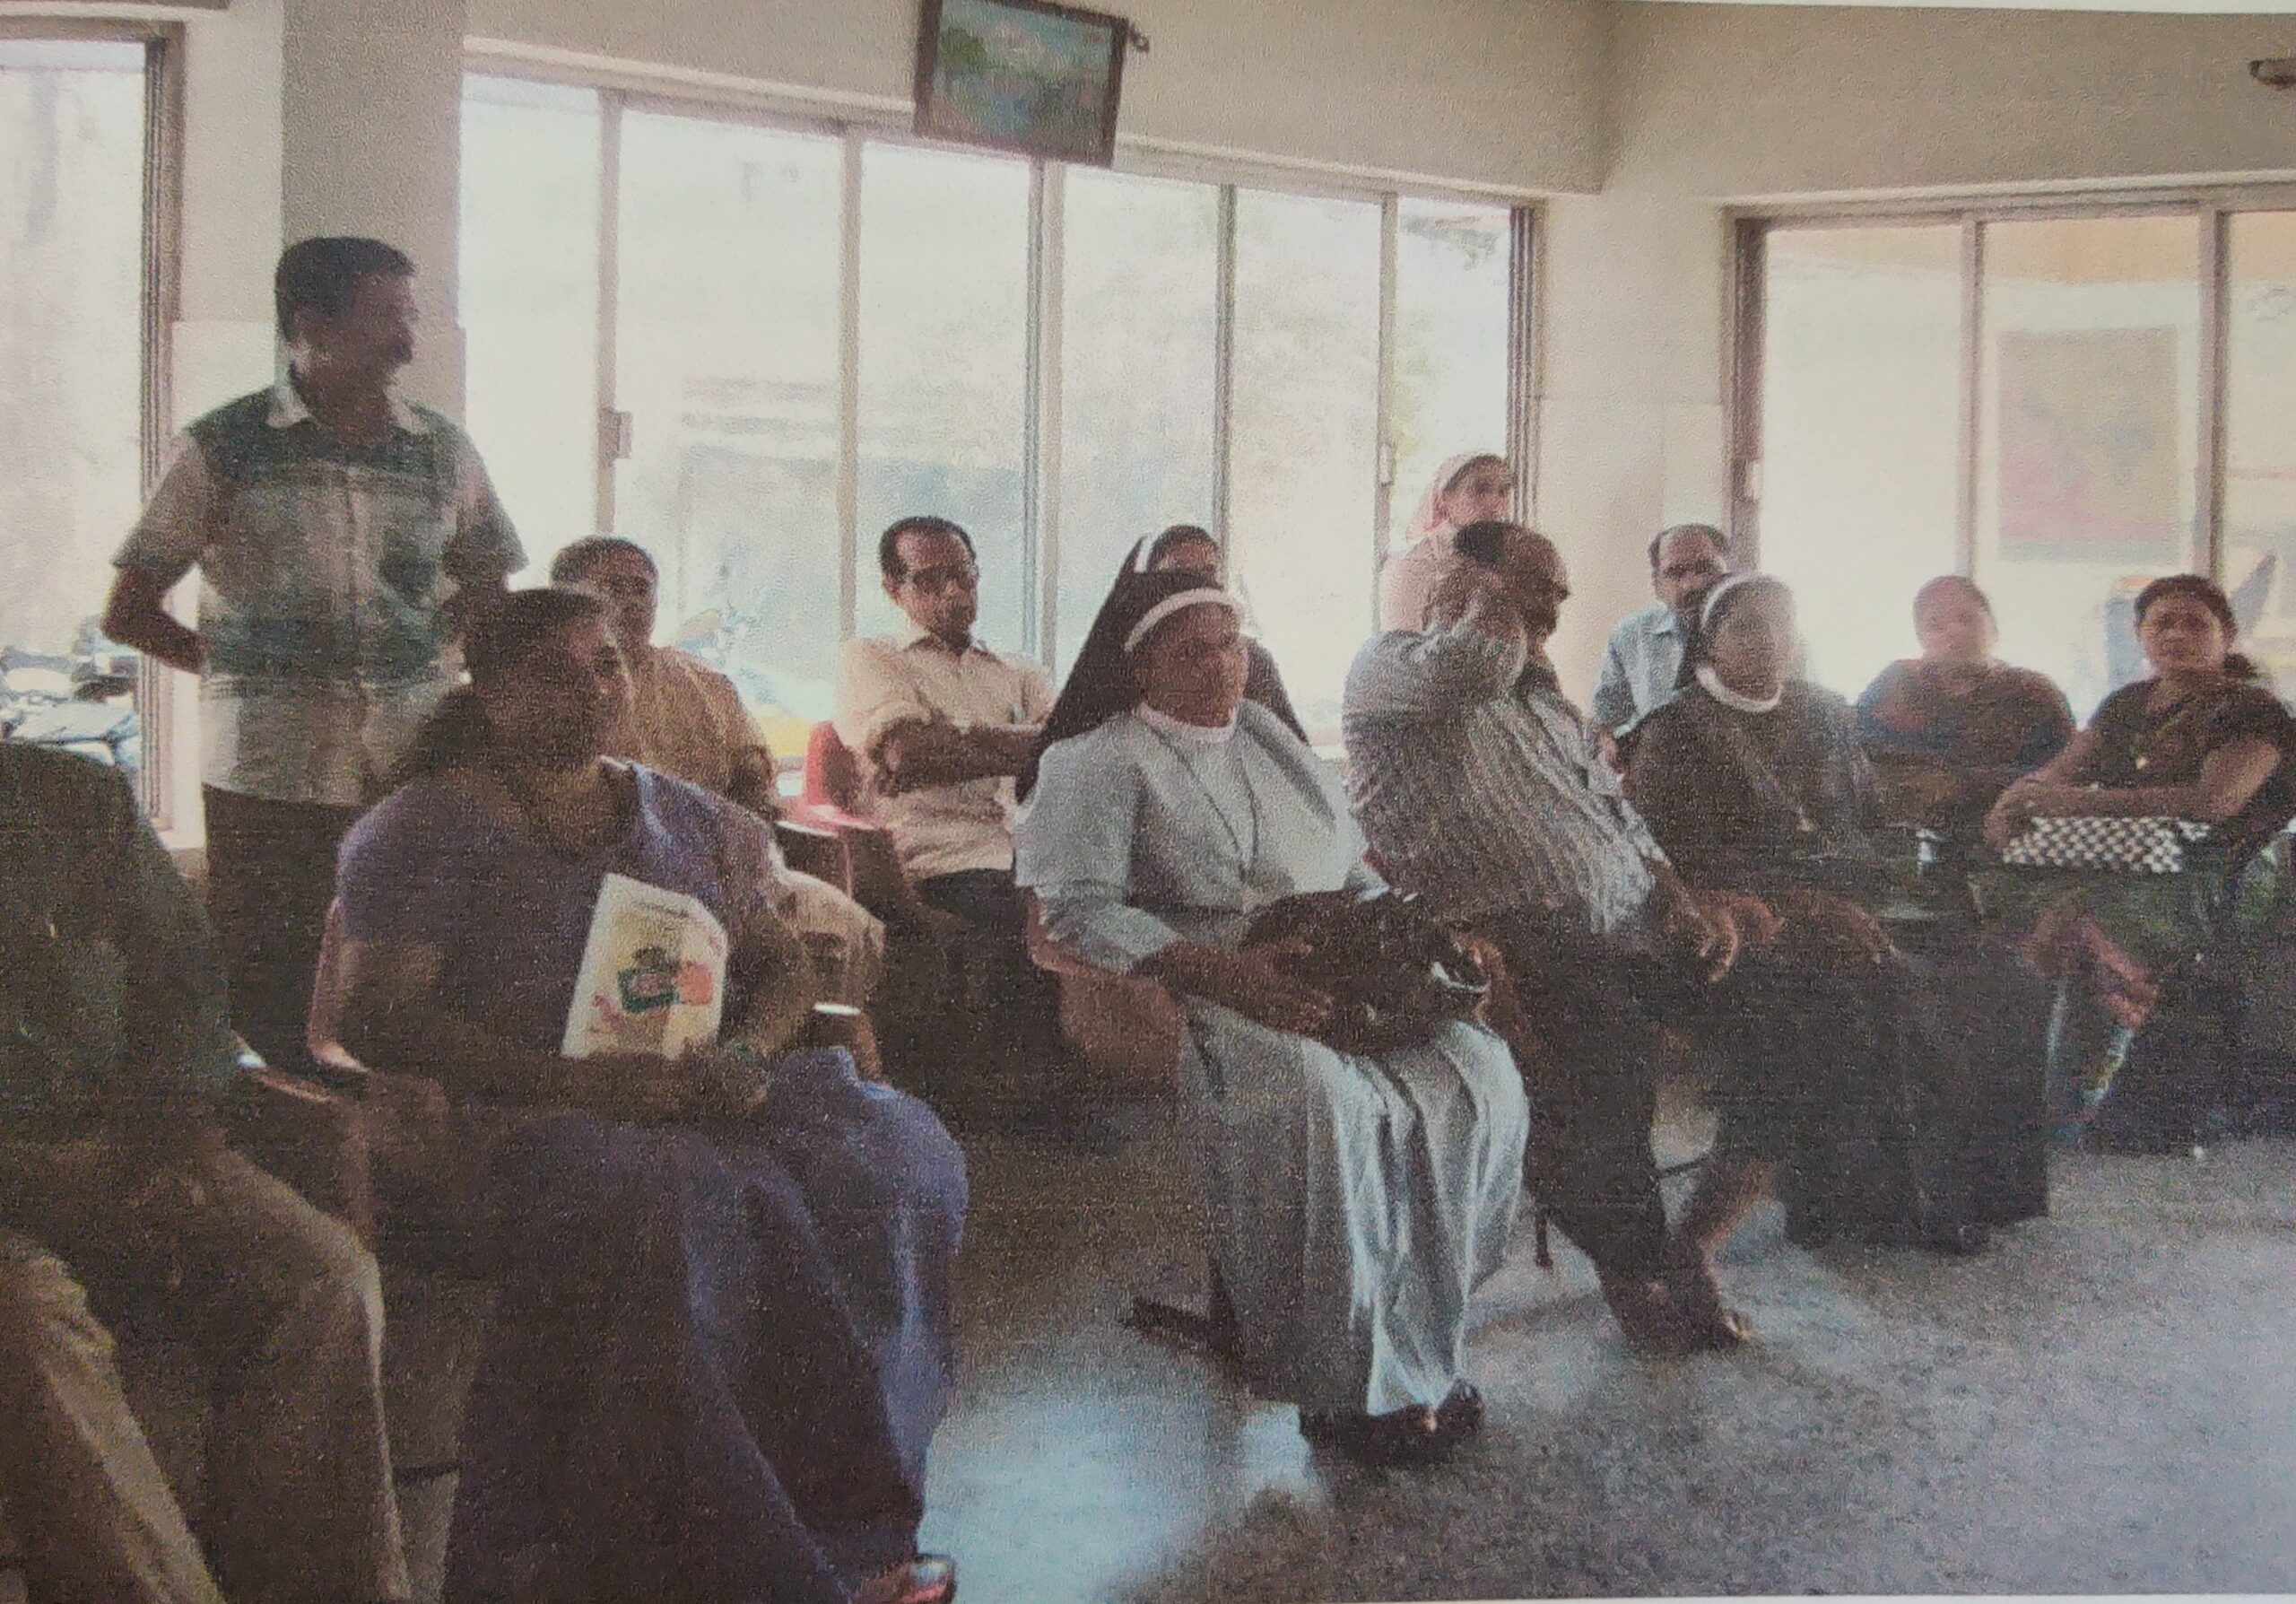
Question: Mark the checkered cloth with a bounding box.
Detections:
[1999,815,2213,874]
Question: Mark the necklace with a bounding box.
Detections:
[1141,716,1263,872]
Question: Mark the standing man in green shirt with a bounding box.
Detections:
[0,744,405,1604]
[104,235,523,1078]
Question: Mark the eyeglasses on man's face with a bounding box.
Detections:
[903,562,980,595]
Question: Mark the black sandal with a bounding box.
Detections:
[1436,1381,1485,1441]
[1300,1404,1452,1466]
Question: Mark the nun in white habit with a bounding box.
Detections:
[1014,570,1526,1466]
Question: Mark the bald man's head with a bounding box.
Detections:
[1448,520,1570,641]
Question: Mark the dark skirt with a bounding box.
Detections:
[442,1050,967,1604]
[1700,937,2048,1241]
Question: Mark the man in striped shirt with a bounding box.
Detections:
[1344,520,1770,1356]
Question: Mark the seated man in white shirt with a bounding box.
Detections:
[553,535,885,1007]
[1589,523,1730,742]
[834,517,1092,1138]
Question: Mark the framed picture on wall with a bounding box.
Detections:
[914,0,1131,167]
[1995,327,2184,565]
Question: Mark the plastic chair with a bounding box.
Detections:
[1021,894,1186,1093]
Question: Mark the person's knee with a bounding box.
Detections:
[0,1239,115,1402]
[267,1208,385,1349]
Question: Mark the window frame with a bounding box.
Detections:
[460,53,1538,745]
[0,17,186,826]
[1729,186,2296,620]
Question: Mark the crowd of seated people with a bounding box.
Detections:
[1626,572,2051,1249]
[13,225,2296,1602]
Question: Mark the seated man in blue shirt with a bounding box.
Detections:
[1589,522,1730,741]
[0,745,404,1604]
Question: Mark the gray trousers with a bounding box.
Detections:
[0,1143,407,1604]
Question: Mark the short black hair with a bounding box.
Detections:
[550,536,657,586]
[879,516,976,580]
[1648,522,1727,571]
[1453,519,1521,570]
[274,236,414,341]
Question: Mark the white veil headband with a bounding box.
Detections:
[1403,452,1505,547]
[1698,571,1771,633]
[1123,588,1239,653]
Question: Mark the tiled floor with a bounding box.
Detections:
[920,1103,2296,1603]
[918,1099,1705,1602]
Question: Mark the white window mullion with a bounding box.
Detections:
[1212,183,1238,561]
[593,89,623,536]
[836,127,865,643]
[1373,191,1399,594]
[1027,161,1066,667]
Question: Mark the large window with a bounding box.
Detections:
[1756,224,1962,694]
[614,110,844,749]
[1,31,168,800]
[1978,215,2202,715]
[1390,197,1516,554]
[1742,202,2295,716]
[855,144,1031,648]
[460,75,602,562]
[2225,212,2296,691]
[1229,190,1382,731]
[1053,169,1219,672]
[460,74,1530,749]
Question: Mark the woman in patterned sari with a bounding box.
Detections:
[335,588,965,1604]
[1978,575,2296,1145]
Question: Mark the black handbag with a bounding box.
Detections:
[1241,889,1490,1055]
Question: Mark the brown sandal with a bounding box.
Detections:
[854,1555,956,1604]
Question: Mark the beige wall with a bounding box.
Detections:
[1609,4,2296,199]
[282,0,470,410]
[465,0,1609,194]
[1534,191,1734,692]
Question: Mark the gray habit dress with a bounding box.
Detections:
[1016,701,1526,1416]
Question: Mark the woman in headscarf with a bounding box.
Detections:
[1375,454,1515,631]
[1628,573,2048,1252]
[1117,523,1304,739]
[334,588,964,1604]
[1856,576,2075,846]
[1015,571,1526,1466]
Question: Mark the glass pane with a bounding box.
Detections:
[1390,197,1514,554]
[1054,168,1218,671]
[857,144,1031,653]
[1757,223,1964,697]
[613,110,844,752]
[459,74,601,566]
[1229,188,1382,737]
[1977,214,2203,719]
[2224,211,2296,697]
[0,41,145,669]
